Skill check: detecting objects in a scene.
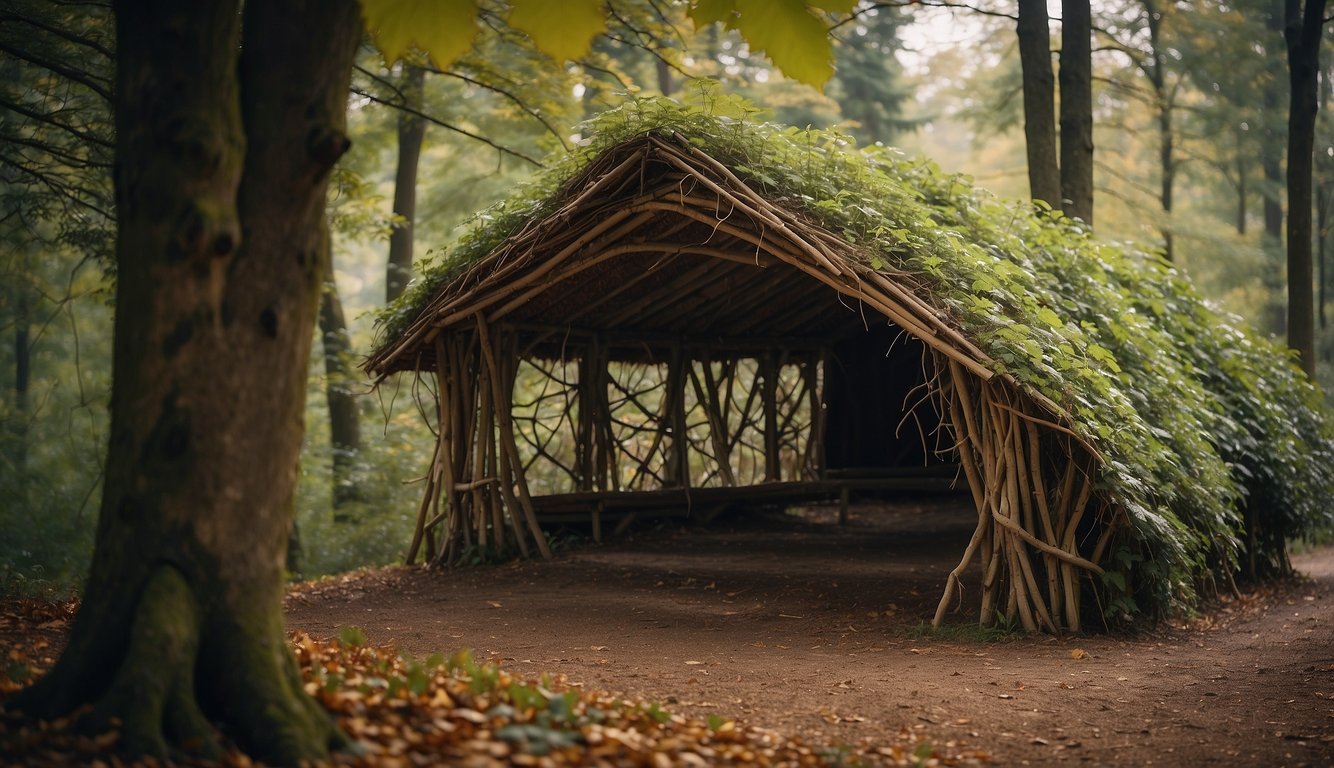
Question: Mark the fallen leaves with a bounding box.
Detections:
[297,634,976,766]
[1,621,993,767]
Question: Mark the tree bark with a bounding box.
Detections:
[656,57,676,96]
[385,65,426,303]
[1237,127,1249,236]
[1145,0,1175,260]
[1264,0,1288,243]
[1059,0,1095,225]
[14,1,363,764]
[1017,0,1061,209]
[1319,180,1328,329]
[320,235,364,517]
[1285,0,1326,376]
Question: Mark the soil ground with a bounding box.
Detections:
[285,496,1334,767]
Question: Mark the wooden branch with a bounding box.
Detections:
[477,315,552,558]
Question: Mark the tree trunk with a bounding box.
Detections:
[1159,108,1175,259]
[656,58,676,96]
[1285,0,1326,377]
[1145,0,1174,260]
[1237,127,1249,236]
[1017,0,1061,209]
[1319,180,1328,329]
[385,65,426,303]
[14,1,363,764]
[1264,0,1287,243]
[320,236,364,517]
[5,272,31,499]
[1059,0,1095,225]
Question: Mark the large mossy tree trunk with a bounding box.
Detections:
[14,1,362,764]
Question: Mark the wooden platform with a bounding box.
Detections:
[529,466,968,538]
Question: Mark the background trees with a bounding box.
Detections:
[0,0,1330,728]
[0,0,113,588]
[1,0,1329,590]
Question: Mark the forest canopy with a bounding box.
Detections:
[377,95,1334,622]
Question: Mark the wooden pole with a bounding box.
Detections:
[477,315,553,558]
[762,353,780,482]
[667,344,690,488]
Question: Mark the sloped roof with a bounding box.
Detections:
[368,130,998,382]
[368,98,1334,618]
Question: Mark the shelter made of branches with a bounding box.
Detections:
[367,101,1334,631]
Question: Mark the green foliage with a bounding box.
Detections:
[290,325,432,578]
[362,0,851,87]
[0,248,109,595]
[379,95,1334,620]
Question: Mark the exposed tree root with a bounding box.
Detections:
[203,606,351,765]
[12,564,348,766]
[79,565,219,761]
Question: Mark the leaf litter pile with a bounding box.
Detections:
[2,599,991,766]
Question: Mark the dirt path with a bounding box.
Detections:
[285,499,1334,766]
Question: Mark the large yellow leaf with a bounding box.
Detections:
[360,0,478,68]
[689,0,738,27]
[732,0,833,87]
[508,0,607,63]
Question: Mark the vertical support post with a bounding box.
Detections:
[667,343,690,488]
[477,314,553,559]
[593,339,614,491]
[801,354,822,480]
[577,353,594,492]
[761,352,780,482]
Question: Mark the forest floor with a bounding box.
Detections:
[284,496,1334,767]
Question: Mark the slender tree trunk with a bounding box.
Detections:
[1017,0,1061,209]
[1264,150,1286,240]
[1059,0,1095,225]
[1319,181,1328,329]
[656,57,676,96]
[14,1,363,764]
[1237,127,1249,235]
[385,65,425,303]
[5,273,31,499]
[1285,0,1326,377]
[320,236,364,518]
[1159,109,1175,259]
[1264,0,1288,243]
[1319,66,1332,331]
[1145,0,1174,260]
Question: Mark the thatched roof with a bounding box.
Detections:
[368,98,1334,621]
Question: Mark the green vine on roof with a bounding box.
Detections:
[374,90,1334,621]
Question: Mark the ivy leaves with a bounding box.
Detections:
[359,0,852,87]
